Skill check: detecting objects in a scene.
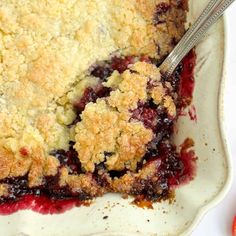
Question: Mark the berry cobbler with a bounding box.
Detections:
[0,0,197,213]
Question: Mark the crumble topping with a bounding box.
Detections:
[111,159,161,194]
[151,85,166,104]
[151,86,176,117]
[59,167,105,196]
[74,100,153,172]
[74,62,176,172]
[107,70,148,112]
[163,95,176,117]
[0,147,14,180]
[0,0,182,157]
[130,61,161,81]
[0,0,191,204]
[0,184,8,197]
[43,155,60,177]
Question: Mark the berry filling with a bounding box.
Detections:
[73,86,111,114]
[90,55,152,82]
[0,50,196,214]
[131,101,174,142]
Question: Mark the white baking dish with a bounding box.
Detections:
[0,0,232,235]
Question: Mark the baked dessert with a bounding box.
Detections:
[0,0,196,212]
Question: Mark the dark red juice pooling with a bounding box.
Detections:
[168,138,197,187]
[0,195,87,215]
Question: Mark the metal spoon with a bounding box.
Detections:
[160,0,236,77]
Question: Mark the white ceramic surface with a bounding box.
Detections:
[0,1,232,235]
[192,5,236,235]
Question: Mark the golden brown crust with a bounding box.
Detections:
[28,147,45,187]
[151,85,176,117]
[0,0,186,194]
[112,174,135,193]
[151,84,166,104]
[59,167,104,197]
[131,62,161,81]
[108,71,148,112]
[0,184,8,197]
[10,156,32,178]
[111,159,160,194]
[163,95,177,117]
[0,147,14,180]
[74,99,153,172]
[74,61,176,174]
[43,155,60,177]
[74,62,165,172]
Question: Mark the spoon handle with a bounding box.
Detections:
[160,0,235,77]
